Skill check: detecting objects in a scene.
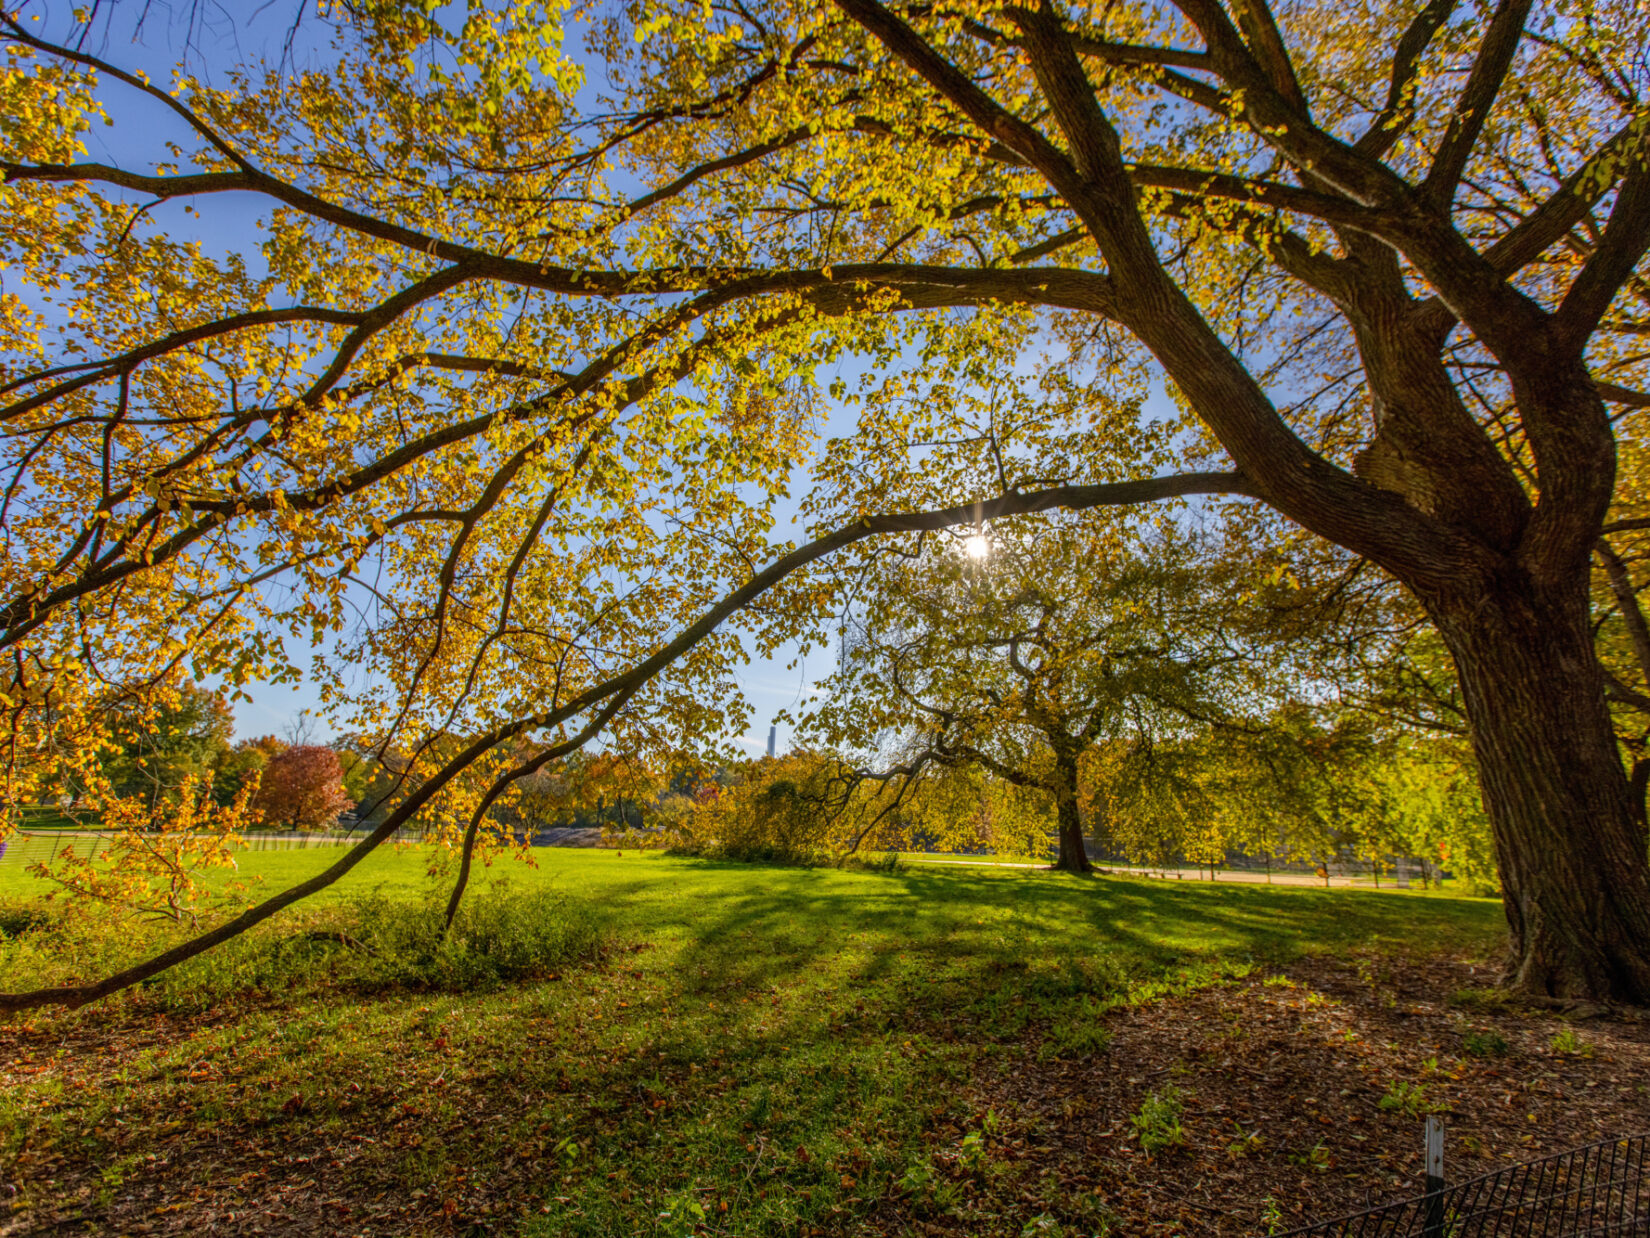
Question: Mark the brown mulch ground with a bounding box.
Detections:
[7,953,1649,1237]
[0,999,562,1238]
[897,951,1650,1236]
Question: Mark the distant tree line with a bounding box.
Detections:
[667,511,1499,893]
[36,681,356,833]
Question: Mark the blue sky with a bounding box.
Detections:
[25,0,861,751]
[28,1,1192,755]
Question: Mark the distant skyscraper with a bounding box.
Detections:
[767,725,777,758]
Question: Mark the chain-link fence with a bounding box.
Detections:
[1278,1131,1650,1236]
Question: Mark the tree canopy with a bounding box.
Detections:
[1,0,1648,1005]
[807,515,1289,870]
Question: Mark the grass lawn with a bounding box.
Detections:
[0,848,1516,1236]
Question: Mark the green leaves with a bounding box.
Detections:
[1,0,1645,1003]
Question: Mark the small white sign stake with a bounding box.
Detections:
[1424,1116,1446,1236]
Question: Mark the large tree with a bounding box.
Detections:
[97,678,234,811]
[253,743,351,831]
[0,0,1647,1005]
[810,517,1271,872]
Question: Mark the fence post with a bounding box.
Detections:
[1423,1116,1445,1236]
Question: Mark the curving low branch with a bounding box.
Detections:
[0,469,1252,1012]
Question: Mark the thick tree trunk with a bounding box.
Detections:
[1432,578,1650,1003]
[1630,758,1650,841]
[1051,755,1091,873]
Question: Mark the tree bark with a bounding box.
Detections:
[1431,574,1650,1002]
[1631,759,1650,841]
[1051,753,1091,873]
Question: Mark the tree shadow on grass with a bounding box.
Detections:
[600,856,1505,996]
[509,861,1506,1236]
[0,853,1510,1238]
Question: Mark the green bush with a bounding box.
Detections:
[347,885,604,990]
[1549,1027,1592,1057]
[840,850,905,874]
[1463,1029,1509,1058]
[0,899,54,939]
[1129,1085,1185,1155]
[666,753,882,866]
[1377,1079,1440,1116]
[163,885,603,1004]
[675,763,837,865]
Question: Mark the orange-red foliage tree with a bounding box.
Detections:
[253,746,351,832]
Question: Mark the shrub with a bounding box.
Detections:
[200,886,601,999]
[840,850,905,874]
[1463,1030,1509,1057]
[1377,1079,1440,1116]
[1550,1027,1593,1057]
[0,900,53,938]
[342,885,604,991]
[669,753,842,864]
[1129,1085,1185,1155]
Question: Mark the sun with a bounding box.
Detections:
[963,534,990,560]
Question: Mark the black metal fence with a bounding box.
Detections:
[1277,1131,1650,1236]
[0,826,427,868]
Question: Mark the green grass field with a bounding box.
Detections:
[0,848,1506,1236]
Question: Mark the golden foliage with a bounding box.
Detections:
[29,773,261,925]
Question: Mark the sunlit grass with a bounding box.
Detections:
[1,849,1504,1235]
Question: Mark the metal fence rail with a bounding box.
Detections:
[0,828,426,869]
[1278,1132,1650,1236]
